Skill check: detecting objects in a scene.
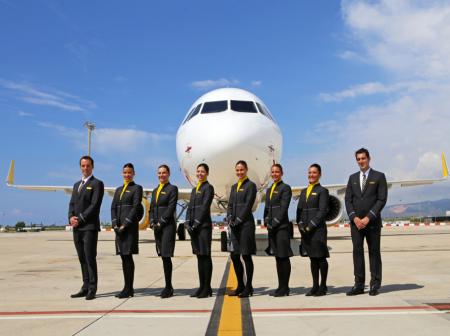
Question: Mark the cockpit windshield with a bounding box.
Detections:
[230,100,258,113]
[182,103,202,124]
[201,101,228,113]
[256,102,274,121]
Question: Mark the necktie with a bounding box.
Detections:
[78,180,85,192]
[362,173,367,192]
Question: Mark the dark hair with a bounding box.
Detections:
[355,147,370,159]
[235,160,248,170]
[79,155,94,167]
[309,163,322,174]
[158,164,170,174]
[271,163,283,173]
[197,163,209,173]
[123,163,135,171]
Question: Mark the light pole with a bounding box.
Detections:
[84,122,96,156]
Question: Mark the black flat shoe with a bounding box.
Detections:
[117,290,134,299]
[346,287,364,296]
[274,288,290,297]
[70,290,88,298]
[190,287,203,298]
[160,287,174,299]
[369,288,379,296]
[228,286,245,296]
[305,287,318,296]
[270,288,281,296]
[85,291,96,300]
[197,288,213,299]
[238,287,254,298]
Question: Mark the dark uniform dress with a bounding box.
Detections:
[186,181,214,256]
[111,182,143,255]
[263,181,293,258]
[68,176,104,295]
[296,184,330,258]
[149,183,179,257]
[227,178,257,255]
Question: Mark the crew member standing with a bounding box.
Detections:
[68,156,104,300]
[111,163,143,298]
[345,148,387,296]
[186,163,215,298]
[296,163,330,296]
[264,163,293,297]
[227,160,257,298]
[149,164,179,298]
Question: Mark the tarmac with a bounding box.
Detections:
[0,225,449,335]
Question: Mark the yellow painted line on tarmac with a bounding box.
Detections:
[217,263,242,335]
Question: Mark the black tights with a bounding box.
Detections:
[196,255,213,290]
[310,257,328,288]
[120,254,134,291]
[162,257,173,289]
[231,254,254,289]
[275,257,291,290]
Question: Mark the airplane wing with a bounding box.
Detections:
[6,160,192,200]
[291,152,449,198]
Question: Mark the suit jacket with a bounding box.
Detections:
[111,182,144,230]
[227,178,257,226]
[345,169,388,227]
[149,183,178,227]
[68,176,104,231]
[263,181,292,229]
[186,181,214,228]
[296,184,329,229]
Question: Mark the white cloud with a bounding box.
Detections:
[0,79,96,112]
[191,78,240,90]
[17,110,34,117]
[251,80,262,87]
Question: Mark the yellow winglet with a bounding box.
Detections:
[442,152,448,178]
[6,160,15,185]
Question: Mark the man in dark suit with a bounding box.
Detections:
[345,148,387,296]
[68,156,104,300]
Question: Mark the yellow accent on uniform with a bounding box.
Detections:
[155,183,166,202]
[236,176,248,192]
[196,181,204,193]
[442,152,448,178]
[269,181,278,200]
[119,180,132,200]
[306,182,318,201]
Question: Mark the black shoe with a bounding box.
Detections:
[160,287,174,299]
[228,286,245,296]
[369,287,379,296]
[305,287,318,296]
[115,288,126,298]
[315,285,327,297]
[274,287,290,297]
[190,287,203,298]
[197,288,213,299]
[70,290,88,298]
[238,287,254,298]
[85,291,96,300]
[346,286,364,296]
[117,289,134,299]
[270,288,281,296]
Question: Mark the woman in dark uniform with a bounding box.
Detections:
[111,163,144,298]
[227,160,257,298]
[296,163,330,296]
[186,163,215,298]
[264,163,293,297]
[149,164,179,298]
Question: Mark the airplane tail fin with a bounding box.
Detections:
[442,152,448,178]
[6,160,15,186]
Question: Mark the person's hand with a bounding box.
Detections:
[70,216,78,228]
[118,226,125,233]
[354,217,363,230]
[360,216,370,228]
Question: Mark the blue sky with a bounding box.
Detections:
[1,0,449,225]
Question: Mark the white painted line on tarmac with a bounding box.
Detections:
[253,311,449,318]
[0,314,209,320]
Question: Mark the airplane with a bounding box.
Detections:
[5,87,449,233]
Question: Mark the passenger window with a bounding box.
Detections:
[230,100,258,113]
[201,101,228,113]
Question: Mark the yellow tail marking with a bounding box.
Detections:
[218,262,242,335]
[7,160,15,185]
[442,152,448,178]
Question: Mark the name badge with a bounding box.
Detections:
[239,189,244,191]
[311,192,317,195]
[273,191,278,194]
[161,191,166,195]
[126,190,130,192]
[369,181,376,184]
[86,187,92,190]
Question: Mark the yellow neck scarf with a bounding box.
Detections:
[119,180,132,200]
[156,182,166,202]
[237,176,248,192]
[196,180,204,193]
[269,181,279,200]
[306,182,318,201]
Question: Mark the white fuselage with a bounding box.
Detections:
[176,88,282,214]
